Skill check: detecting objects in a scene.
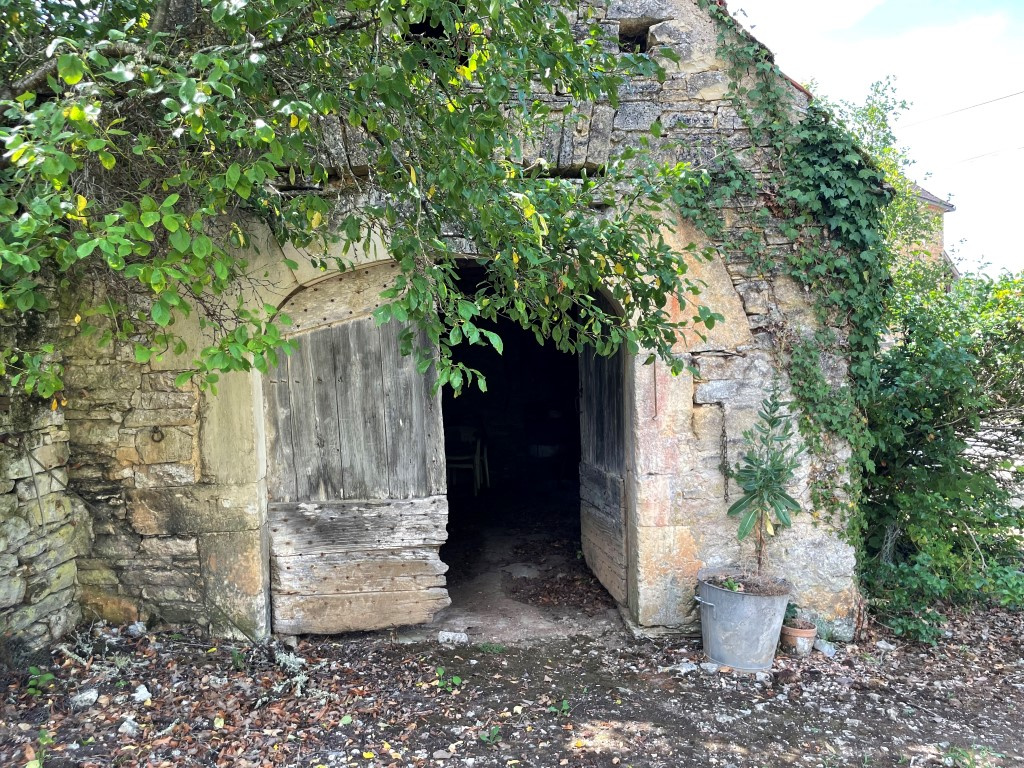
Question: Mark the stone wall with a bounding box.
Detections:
[1,402,90,651]
[64,330,270,639]
[53,0,861,640]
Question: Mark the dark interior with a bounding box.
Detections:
[439,287,582,585]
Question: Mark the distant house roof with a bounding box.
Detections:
[914,184,955,213]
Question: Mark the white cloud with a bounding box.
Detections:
[726,4,1024,273]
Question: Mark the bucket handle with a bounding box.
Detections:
[694,595,715,608]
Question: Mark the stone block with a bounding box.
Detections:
[30,559,77,596]
[120,565,200,589]
[3,587,75,633]
[1,515,30,550]
[134,462,197,488]
[16,468,68,501]
[131,390,196,411]
[136,426,194,466]
[687,71,728,100]
[92,533,141,559]
[0,572,26,608]
[613,102,662,132]
[22,492,73,528]
[140,536,199,558]
[124,408,197,428]
[200,527,270,639]
[200,371,262,485]
[606,0,673,22]
[0,492,16,519]
[77,562,119,586]
[127,484,264,536]
[633,524,702,627]
[80,586,143,624]
[647,20,694,63]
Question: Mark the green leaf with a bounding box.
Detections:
[736,508,759,541]
[98,151,116,170]
[57,54,84,85]
[134,344,152,363]
[192,235,213,259]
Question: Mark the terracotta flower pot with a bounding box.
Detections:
[779,620,817,657]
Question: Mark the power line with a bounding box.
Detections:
[954,145,1024,164]
[901,88,1024,128]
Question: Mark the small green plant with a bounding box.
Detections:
[230,649,246,672]
[727,385,804,575]
[547,698,571,716]
[25,667,55,698]
[475,643,506,655]
[434,666,462,692]
[942,745,1003,768]
[479,725,502,745]
[25,728,54,768]
[721,577,741,592]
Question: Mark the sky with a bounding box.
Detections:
[731,0,1024,276]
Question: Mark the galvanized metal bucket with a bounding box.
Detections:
[697,568,791,672]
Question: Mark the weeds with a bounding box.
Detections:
[25,667,55,698]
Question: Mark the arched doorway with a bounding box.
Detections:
[262,263,630,636]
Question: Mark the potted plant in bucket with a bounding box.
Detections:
[698,385,804,671]
[779,603,817,657]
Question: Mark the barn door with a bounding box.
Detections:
[264,316,449,634]
[579,346,627,604]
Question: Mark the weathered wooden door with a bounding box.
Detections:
[264,316,449,634]
[579,346,628,604]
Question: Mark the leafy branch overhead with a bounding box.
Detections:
[0,0,722,397]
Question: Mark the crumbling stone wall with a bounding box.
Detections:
[1,402,90,650]
[55,0,860,639]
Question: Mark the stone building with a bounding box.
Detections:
[2,0,865,647]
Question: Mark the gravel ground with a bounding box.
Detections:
[1,604,1022,768]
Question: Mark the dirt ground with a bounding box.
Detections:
[1,562,1023,768]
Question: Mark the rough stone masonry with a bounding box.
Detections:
[5,0,862,646]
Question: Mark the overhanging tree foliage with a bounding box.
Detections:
[1,0,719,398]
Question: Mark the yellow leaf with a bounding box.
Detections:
[427,184,436,199]
[214,716,224,728]
[382,742,391,751]
[512,252,519,266]
[408,165,417,186]
[362,752,375,759]
[290,114,299,128]
[574,739,584,748]
[50,398,58,411]
[73,314,81,324]
[76,194,88,212]
[765,518,775,536]
[310,211,323,229]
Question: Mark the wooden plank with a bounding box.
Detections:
[272,588,451,634]
[581,511,627,603]
[281,262,400,336]
[272,553,448,595]
[286,335,331,500]
[310,328,346,500]
[335,318,390,499]
[264,351,298,502]
[268,496,449,556]
[580,462,624,520]
[422,343,447,496]
[379,321,428,498]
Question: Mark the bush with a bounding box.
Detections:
[862,261,1024,640]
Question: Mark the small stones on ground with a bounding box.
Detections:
[754,672,772,684]
[70,688,99,709]
[700,662,720,674]
[876,640,898,652]
[438,631,470,645]
[814,639,837,658]
[132,684,151,703]
[126,621,147,638]
[671,662,699,675]
[118,718,140,737]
